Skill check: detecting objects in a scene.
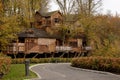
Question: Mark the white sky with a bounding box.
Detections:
[49,0,59,11]
[50,0,120,15]
[102,0,120,15]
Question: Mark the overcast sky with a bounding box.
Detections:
[50,0,120,15]
[102,0,120,15]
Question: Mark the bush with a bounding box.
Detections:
[11,58,72,64]
[12,58,25,64]
[71,57,120,73]
[0,53,11,78]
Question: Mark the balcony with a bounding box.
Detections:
[56,46,72,51]
[9,43,25,52]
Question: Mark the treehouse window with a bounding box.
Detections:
[47,20,51,24]
[54,18,59,23]
[69,42,77,47]
[19,38,25,43]
[37,21,42,25]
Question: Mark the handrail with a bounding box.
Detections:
[56,46,72,51]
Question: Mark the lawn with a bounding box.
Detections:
[2,64,37,80]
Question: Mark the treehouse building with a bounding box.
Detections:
[7,11,87,58]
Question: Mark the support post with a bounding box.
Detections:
[25,59,30,76]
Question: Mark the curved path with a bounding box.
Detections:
[30,63,120,80]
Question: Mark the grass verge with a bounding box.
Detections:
[2,64,37,80]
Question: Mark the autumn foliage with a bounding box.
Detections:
[71,57,120,73]
[12,58,71,64]
[0,54,11,78]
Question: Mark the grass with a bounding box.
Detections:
[2,64,37,80]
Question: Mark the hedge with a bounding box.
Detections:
[71,57,120,73]
[12,58,72,64]
[0,57,11,78]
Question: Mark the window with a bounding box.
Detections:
[19,38,25,43]
[69,42,77,47]
[37,21,42,25]
[47,20,51,24]
[54,18,59,23]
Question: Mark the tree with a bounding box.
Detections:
[0,0,50,52]
[0,1,21,51]
[39,0,49,13]
[79,14,120,57]
[55,0,76,20]
[75,0,102,15]
[0,0,50,28]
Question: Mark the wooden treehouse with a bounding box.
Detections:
[6,10,88,58]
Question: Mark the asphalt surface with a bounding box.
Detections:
[30,63,120,80]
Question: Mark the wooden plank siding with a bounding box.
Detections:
[7,38,56,54]
[35,11,63,30]
[6,11,86,55]
[7,38,83,54]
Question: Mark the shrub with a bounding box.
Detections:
[71,57,120,73]
[0,58,11,74]
[11,58,72,64]
[12,58,25,64]
[0,53,11,78]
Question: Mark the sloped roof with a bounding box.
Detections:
[18,28,56,39]
[74,33,86,39]
[36,10,61,17]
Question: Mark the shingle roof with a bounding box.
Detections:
[37,10,60,17]
[18,28,55,38]
[74,33,86,39]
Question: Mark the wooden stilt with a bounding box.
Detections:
[33,53,39,58]
[60,52,65,58]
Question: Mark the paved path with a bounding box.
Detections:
[30,63,120,80]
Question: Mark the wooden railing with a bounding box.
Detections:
[8,43,89,53]
[11,43,25,52]
[56,46,85,52]
[56,46,72,51]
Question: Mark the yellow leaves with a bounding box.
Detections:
[0,15,22,51]
[79,14,120,57]
[0,1,2,12]
[92,40,120,57]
